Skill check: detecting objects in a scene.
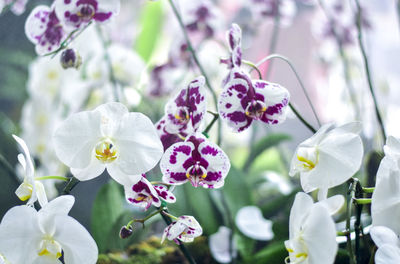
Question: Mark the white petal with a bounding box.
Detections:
[235,206,274,241]
[95,102,128,136]
[160,142,194,185]
[302,204,338,264]
[54,215,98,264]
[13,135,35,181]
[106,162,141,186]
[317,195,345,215]
[24,5,50,44]
[114,112,163,175]
[289,192,314,238]
[35,180,48,208]
[370,226,400,248]
[70,155,105,181]
[0,206,42,264]
[375,244,400,264]
[53,110,102,169]
[209,226,236,263]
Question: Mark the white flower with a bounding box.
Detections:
[53,102,163,185]
[289,122,363,199]
[370,226,400,264]
[0,195,98,264]
[285,192,344,264]
[209,226,237,263]
[13,135,48,207]
[161,215,202,244]
[235,206,274,241]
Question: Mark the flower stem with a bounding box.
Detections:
[289,102,317,133]
[133,207,164,226]
[159,208,197,264]
[0,152,19,185]
[242,60,262,79]
[203,111,219,135]
[62,176,80,194]
[265,11,281,79]
[255,54,321,127]
[346,179,357,264]
[354,0,387,143]
[352,179,363,264]
[161,210,179,221]
[361,187,374,193]
[167,0,221,145]
[95,25,120,102]
[35,175,70,182]
[353,198,371,205]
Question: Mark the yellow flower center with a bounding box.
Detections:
[95,139,118,163]
[15,182,33,202]
[296,146,318,172]
[38,237,62,259]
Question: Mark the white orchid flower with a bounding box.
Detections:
[285,192,344,264]
[209,226,237,263]
[53,102,163,186]
[161,215,203,244]
[13,135,48,207]
[235,206,274,241]
[0,195,98,264]
[289,122,363,200]
[370,226,400,264]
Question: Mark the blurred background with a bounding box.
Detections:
[0,0,399,263]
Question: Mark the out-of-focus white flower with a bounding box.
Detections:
[372,136,400,235]
[0,195,98,264]
[13,135,48,208]
[259,171,293,195]
[285,192,344,264]
[235,206,274,241]
[370,226,400,264]
[209,226,237,263]
[289,122,363,199]
[161,215,202,244]
[53,102,163,186]
[0,0,28,15]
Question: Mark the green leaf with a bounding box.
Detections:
[243,133,291,171]
[222,166,252,215]
[134,1,163,62]
[91,180,124,253]
[183,184,221,235]
[252,241,288,264]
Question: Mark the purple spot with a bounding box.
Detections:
[201,146,219,156]
[225,103,232,109]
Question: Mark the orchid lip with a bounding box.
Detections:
[245,100,267,120]
[174,107,190,124]
[186,162,207,187]
[95,138,118,163]
[77,4,95,20]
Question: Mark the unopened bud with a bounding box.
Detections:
[60,49,82,69]
[119,225,133,239]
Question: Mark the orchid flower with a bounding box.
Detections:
[13,135,48,208]
[235,206,274,241]
[53,102,163,186]
[160,132,230,188]
[0,0,28,15]
[124,175,176,211]
[249,0,297,27]
[209,226,237,263]
[0,195,98,264]
[220,23,242,72]
[161,215,202,244]
[218,68,290,132]
[371,226,400,264]
[289,122,363,200]
[54,0,120,30]
[285,192,344,264]
[25,5,67,55]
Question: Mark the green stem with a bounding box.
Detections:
[0,152,19,185]
[95,25,120,102]
[362,187,374,193]
[159,208,197,264]
[265,11,281,79]
[242,60,262,79]
[62,176,80,194]
[203,112,219,135]
[354,0,387,143]
[337,231,350,236]
[353,198,371,205]
[368,246,377,264]
[133,207,164,225]
[255,54,322,127]
[161,210,179,221]
[35,176,70,182]
[346,179,357,264]
[353,179,363,264]
[167,0,221,145]
[289,102,317,133]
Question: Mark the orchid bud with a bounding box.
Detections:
[60,49,82,70]
[119,225,133,239]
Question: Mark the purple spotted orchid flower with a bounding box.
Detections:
[25,5,67,55]
[160,133,230,189]
[54,0,120,29]
[218,68,290,132]
[156,118,186,151]
[220,23,242,70]
[124,175,176,211]
[161,215,203,244]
